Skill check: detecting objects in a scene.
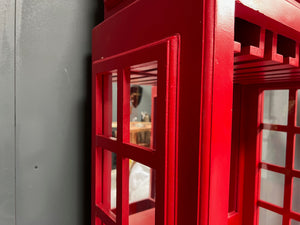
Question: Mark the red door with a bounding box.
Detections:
[92,38,179,225]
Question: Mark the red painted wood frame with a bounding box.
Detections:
[229,83,300,225]
[91,37,179,225]
[256,86,300,225]
[93,0,235,224]
[229,1,300,225]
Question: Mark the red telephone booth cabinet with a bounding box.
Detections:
[92,0,300,225]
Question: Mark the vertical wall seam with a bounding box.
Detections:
[14,0,17,224]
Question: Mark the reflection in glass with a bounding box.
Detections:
[129,161,155,225]
[297,90,300,126]
[103,150,117,212]
[263,90,289,125]
[129,61,157,149]
[260,169,285,207]
[292,177,300,213]
[295,135,300,171]
[291,220,300,225]
[111,152,117,209]
[259,207,282,225]
[112,76,117,138]
[261,130,287,166]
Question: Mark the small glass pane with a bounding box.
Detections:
[112,76,117,138]
[129,61,157,149]
[292,177,300,213]
[260,169,285,207]
[101,70,117,138]
[129,161,155,225]
[259,207,282,225]
[111,152,117,209]
[263,90,289,125]
[102,150,117,213]
[296,90,300,126]
[295,135,300,171]
[291,220,300,225]
[261,130,287,166]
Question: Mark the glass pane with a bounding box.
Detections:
[297,90,300,126]
[261,130,287,166]
[112,75,117,138]
[102,70,117,138]
[291,220,300,225]
[292,177,300,213]
[111,152,117,209]
[260,169,285,207]
[129,61,157,149]
[129,161,155,225]
[259,207,282,225]
[295,134,300,171]
[263,90,289,125]
[102,150,117,213]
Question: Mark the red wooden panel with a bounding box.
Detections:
[228,85,245,225]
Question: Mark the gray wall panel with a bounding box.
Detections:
[0,0,15,225]
[15,0,100,224]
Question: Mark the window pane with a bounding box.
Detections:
[260,169,285,207]
[259,207,282,225]
[292,220,300,225]
[129,61,157,149]
[292,177,300,213]
[296,90,300,126]
[263,90,289,125]
[261,130,287,166]
[295,134,300,171]
[129,161,155,225]
[103,150,117,213]
[112,76,117,138]
[101,70,117,138]
[111,152,117,209]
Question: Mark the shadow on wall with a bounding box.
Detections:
[83,1,104,224]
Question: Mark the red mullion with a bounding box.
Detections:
[259,162,286,174]
[257,200,285,215]
[92,71,104,225]
[116,68,130,225]
[96,136,156,168]
[290,211,300,221]
[291,170,300,178]
[255,89,264,225]
[155,49,168,225]
[262,124,288,132]
[282,89,296,225]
